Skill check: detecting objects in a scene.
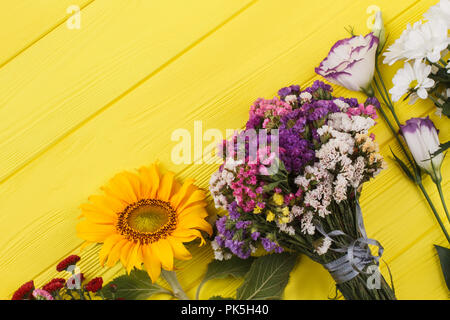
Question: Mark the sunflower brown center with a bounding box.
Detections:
[116,199,177,244]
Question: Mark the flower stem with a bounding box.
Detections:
[418,182,450,244]
[372,79,417,172]
[375,64,402,128]
[162,270,189,300]
[436,181,450,223]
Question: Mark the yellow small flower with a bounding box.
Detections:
[279,216,290,224]
[266,211,275,222]
[273,194,284,206]
[253,205,263,214]
[281,207,290,216]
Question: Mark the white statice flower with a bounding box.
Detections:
[333,174,348,203]
[277,221,296,236]
[285,95,298,105]
[350,156,366,188]
[383,19,449,65]
[299,92,312,103]
[447,60,450,74]
[211,239,225,261]
[291,205,304,217]
[315,237,332,256]
[333,99,350,112]
[327,113,375,134]
[424,0,450,28]
[300,211,315,235]
[390,60,435,104]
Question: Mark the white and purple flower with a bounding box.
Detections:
[315,33,379,92]
[400,117,444,182]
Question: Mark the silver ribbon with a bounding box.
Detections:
[316,195,384,284]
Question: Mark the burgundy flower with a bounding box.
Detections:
[11,280,34,300]
[42,278,66,293]
[85,277,103,293]
[56,255,81,272]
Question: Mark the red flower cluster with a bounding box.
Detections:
[85,277,103,293]
[11,281,34,300]
[42,278,66,293]
[56,255,81,272]
[12,255,109,300]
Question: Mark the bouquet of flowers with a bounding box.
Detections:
[209,81,396,300]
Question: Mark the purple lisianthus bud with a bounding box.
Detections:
[400,117,444,181]
[315,33,379,93]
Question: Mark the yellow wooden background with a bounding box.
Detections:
[0,0,449,300]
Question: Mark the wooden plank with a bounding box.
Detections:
[0,0,93,67]
[1,0,448,300]
[0,0,255,183]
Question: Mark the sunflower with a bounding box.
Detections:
[76,163,212,282]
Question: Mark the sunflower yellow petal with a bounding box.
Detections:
[167,236,192,260]
[102,172,138,204]
[151,240,174,270]
[80,203,117,224]
[177,204,208,221]
[178,216,212,236]
[147,164,161,198]
[157,172,175,201]
[126,243,141,274]
[171,228,206,246]
[170,179,195,209]
[76,221,116,242]
[120,241,134,272]
[88,194,124,215]
[99,234,123,266]
[106,239,128,267]
[142,245,161,283]
[178,190,207,212]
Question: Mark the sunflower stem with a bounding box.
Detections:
[162,270,189,300]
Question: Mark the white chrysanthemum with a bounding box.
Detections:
[383,19,449,65]
[389,60,435,104]
[424,0,450,28]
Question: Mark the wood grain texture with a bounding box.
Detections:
[0,0,93,67]
[0,0,448,300]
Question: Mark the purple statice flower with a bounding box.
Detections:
[225,239,252,259]
[302,100,340,122]
[303,80,333,95]
[364,96,381,109]
[278,109,315,173]
[261,238,284,253]
[215,235,225,247]
[251,232,261,241]
[337,97,359,108]
[278,85,301,99]
[228,202,240,220]
[236,220,252,229]
[279,130,315,173]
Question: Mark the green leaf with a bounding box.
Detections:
[196,256,255,299]
[101,269,172,300]
[236,253,298,300]
[434,245,450,290]
[432,141,450,157]
[390,147,415,182]
[209,296,235,300]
